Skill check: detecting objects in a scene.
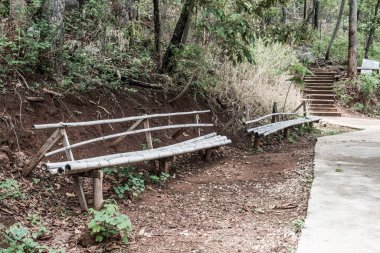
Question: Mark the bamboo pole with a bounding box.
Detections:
[194,114,201,137]
[45,123,214,157]
[110,119,143,147]
[61,129,88,210]
[34,110,211,129]
[44,135,227,171]
[22,129,62,176]
[62,139,232,174]
[244,113,302,125]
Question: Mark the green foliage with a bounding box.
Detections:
[0,179,22,201]
[353,102,365,112]
[148,173,170,185]
[0,223,61,253]
[88,200,132,244]
[291,218,304,234]
[286,62,313,86]
[104,166,145,198]
[359,73,380,102]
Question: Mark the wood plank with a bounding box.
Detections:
[22,129,62,177]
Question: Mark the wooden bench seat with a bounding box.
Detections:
[43,133,230,174]
[245,102,321,148]
[23,110,231,210]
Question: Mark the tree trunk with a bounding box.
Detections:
[112,0,128,27]
[126,0,138,20]
[43,0,66,78]
[325,0,346,60]
[153,0,162,69]
[160,0,194,74]
[348,0,358,79]
[364,0,380,59]
[281,5,287,25]
[9,0,27,39]
[303,0,307,19]
[181,8,193,44]
[313,0,320,29]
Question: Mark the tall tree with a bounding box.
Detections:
[325,0,346,60]
[313,0,320,29]
[112,0,128,27]
[160,0,194,73]
[281,5,288,25]
[364,0,380,59]
[348,0,358,79]
[9,0,27,39]
[42,0,66,78]
[153,0,162,69]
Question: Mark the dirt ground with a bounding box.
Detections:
[122,137,315,253]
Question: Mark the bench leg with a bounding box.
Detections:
[72,176,88,210]
[93,170,104,211]
[284,128,289,138]
[198,150,205,158]
[253,136,261,148]
[159,159,170,173]
[204,148,212,162]
[308,122,313,129]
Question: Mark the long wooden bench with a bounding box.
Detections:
[244,102,321,148]
[22,110,231,210]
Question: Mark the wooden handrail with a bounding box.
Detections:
[45,123,214,157]
[34,110,211,129]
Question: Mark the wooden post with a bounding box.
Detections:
[302,101,307,117]
[22,129,62,176]
[143,118,154,149]
[93,170,104,210]
[194,113,201,136]
[254,135,261,148]
[272,102,278,123]
[61,129,88,211]
[159,159,170,173]
[204,148,212,162]
[284,128,289,138]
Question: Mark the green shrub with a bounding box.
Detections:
[148,173,170,185]
[353,102,365,112]
[0,223,61,253]
[0,179,22,201]
[88,201,132,244]
[291,218,304,234]
[359,73,380,103]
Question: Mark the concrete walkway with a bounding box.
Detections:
[297,117,380,253]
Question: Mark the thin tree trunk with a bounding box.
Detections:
[153,0,162,69]
[9,0,27,39]
[364,0,380,59]
[281,5,287,25]
[43,0,66,78]
[181,9,193,44]
[161,0,194,74]
[348,0,358,79]
[303,0,307,19]
[325,0,346,60]
[112,0,128,27]
[313,0,320,29]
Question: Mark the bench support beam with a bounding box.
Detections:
[254,136,261,148]
[159,159,170,173]
[204,148,213,162]
[93,170,104,210]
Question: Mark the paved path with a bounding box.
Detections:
[297,117,380,253]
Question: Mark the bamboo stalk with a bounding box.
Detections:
[59,139,232,174]
[45,123,214,157]
[34,110,211,129]
[43,135,226,171]
[244,113,303,125]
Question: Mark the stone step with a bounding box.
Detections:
[309,111,342,117]
[306,72,336,76]
[304,76,336,79]
[304,79,335,83]
[309,107,338,112]
[305,86,334,90]
[308,103,336,108]
[305,82,334,86]
[304,89,335,94]
[304,94,336,100]
[302,99,335,104]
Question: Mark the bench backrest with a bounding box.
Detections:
[359,59,380,74]
[23,110,213,176]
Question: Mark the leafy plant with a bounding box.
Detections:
[88,200,132,244]
[148,173,170,185]
[0,179,22,201]
[291,218,304,234]
[0,223,61,253]
[353,102,365,112]
[114,174,145,198]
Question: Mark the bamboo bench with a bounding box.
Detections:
[22,110,231,210]
[244,102,321,148]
